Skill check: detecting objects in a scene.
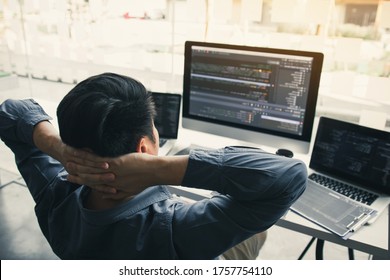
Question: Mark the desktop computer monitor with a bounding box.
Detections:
[182,41,324,154]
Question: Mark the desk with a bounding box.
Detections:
[169,128,390,260]
[277,205,389,259]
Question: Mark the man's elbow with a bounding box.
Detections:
[287,160,308,203]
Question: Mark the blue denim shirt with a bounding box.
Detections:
[0,99,307,259]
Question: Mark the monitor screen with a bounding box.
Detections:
[152,92,181,139]
[182,41,324,153]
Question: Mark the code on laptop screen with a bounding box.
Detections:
[152,92,181,139]
[310,117,390,194]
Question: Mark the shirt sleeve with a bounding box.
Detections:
[182,146,307,203]
[174,146,307,259]
[0,99,52,146]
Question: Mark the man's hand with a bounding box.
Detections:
[33,120,189,197]
[66,152,161,192]
[66,152,189,196]
[33,121,116,193]
[62,148,118,194]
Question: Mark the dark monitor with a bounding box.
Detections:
[182,41,324,153]
[152,92,181,139]
[310,117,390,194]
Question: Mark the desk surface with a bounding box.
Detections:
[169,128,390,259]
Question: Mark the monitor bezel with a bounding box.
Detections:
[182,41,324,153]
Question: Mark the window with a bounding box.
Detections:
[0,0,389,130]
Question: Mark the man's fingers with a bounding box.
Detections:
[64,146,109,169]
[67,172,115,186]
[67,173,117,194]
[70,157,109,169]
[66,162,109,175]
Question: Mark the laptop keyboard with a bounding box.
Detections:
[308,173,378,206]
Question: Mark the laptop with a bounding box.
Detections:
[152,92,181,156]
[304,116,390,224]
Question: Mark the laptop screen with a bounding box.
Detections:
[152,92,181,139]
[310,117,390,195]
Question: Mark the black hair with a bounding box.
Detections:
[57,72,156,157]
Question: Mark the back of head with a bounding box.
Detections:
[57,73,156,157]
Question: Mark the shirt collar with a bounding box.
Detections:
[77,185,171,225]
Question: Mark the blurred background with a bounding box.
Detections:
[0,0,389,129]
[1,0,389,260]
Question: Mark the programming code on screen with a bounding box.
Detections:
[188,46,314,136]
[153,93,181,139]
[311,124,390,190]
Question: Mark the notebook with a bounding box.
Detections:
[152,92,181,156]
[291,117,390,238]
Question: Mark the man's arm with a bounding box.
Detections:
[33,121,67,164]
[33,121,111,175]
[0,99,116,192]
[67,145,307,247]
[64,138,308,259]
[67,151,189,191]
[67,146,306,204]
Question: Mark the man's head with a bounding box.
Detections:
[57,73,158,157]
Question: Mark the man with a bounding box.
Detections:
[0,72,306,259]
